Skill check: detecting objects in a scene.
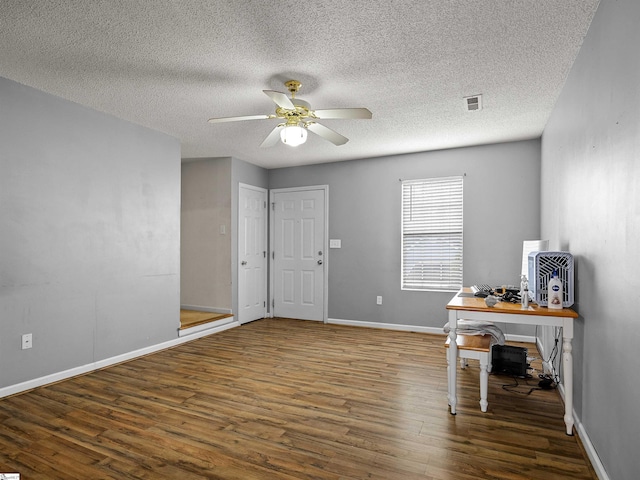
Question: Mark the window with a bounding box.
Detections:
[401,176,463,292]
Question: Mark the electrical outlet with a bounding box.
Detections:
[22,333,33,350]
[376,296,382,305]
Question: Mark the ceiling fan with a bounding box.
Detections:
[208,80,372,147]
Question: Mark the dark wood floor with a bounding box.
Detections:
[0,318,596,479]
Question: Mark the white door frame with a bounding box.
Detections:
[269,185,329,323]
[238,183,268,324]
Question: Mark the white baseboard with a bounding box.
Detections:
[557,382,609,479]
[575,413,610,480]
[180,304,233,314]
[328,317,535,343]
[328,318,441,334]
[504,333,536,343]
[0,317,239,399]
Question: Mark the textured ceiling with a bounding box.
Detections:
[1,1,599,169]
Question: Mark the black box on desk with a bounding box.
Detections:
[492,345,528,377]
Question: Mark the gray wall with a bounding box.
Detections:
[0,77,181,388]
[541,0,638,478]
[180,158,233,310]
[269,140,541,330]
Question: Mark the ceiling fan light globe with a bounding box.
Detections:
[280,125,307,146]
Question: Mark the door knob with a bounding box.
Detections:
[317,259,323,265]
[241,261,247,265]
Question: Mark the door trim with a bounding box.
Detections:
[269,185,329,323]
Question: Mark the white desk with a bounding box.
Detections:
[446,288,579,435]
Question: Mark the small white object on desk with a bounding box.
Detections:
[484,295,498,307]
[521,275,529,308]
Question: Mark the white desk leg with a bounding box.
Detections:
[448,310,458,415]
[562,335,574,435]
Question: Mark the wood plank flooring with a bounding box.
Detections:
[0,318,596,479]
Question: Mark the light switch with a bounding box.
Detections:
[330,239,341,248]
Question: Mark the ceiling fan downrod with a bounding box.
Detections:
[284,80,301,99]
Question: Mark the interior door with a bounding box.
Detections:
[238,184,267,324]
[272,187,326,321]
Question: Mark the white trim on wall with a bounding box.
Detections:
[329,317,442,334]
[575,417,610,480]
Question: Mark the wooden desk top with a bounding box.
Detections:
[446,288,578,318]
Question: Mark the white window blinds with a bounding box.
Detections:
[401,176,463,291]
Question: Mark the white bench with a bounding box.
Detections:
[445,334,492,412]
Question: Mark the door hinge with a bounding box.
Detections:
[264,201,267,209]
[263,251,266,258]
[264,301,266,307]
[272,299,275,308]
[271,202,275,211]
[272,251,275,259]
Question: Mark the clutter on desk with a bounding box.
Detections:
[500,290,521,303]
[471,284,522,303]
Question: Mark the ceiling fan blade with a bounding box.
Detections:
[306,122,349,146]
[263,90,295,110]
[260,125,284,148]
[208,114,271,123]
[313,108,372,119]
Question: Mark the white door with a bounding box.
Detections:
[238,184,268,324]
[272,187,326,321]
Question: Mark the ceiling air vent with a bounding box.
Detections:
[463,94,483,111]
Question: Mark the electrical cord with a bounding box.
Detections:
[546,327,562,384]
[536,325,562,385]
[501,373,556,395]
[501,375,538,395]
[500,325,562,395]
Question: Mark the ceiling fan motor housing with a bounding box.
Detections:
[277,98,312,126]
